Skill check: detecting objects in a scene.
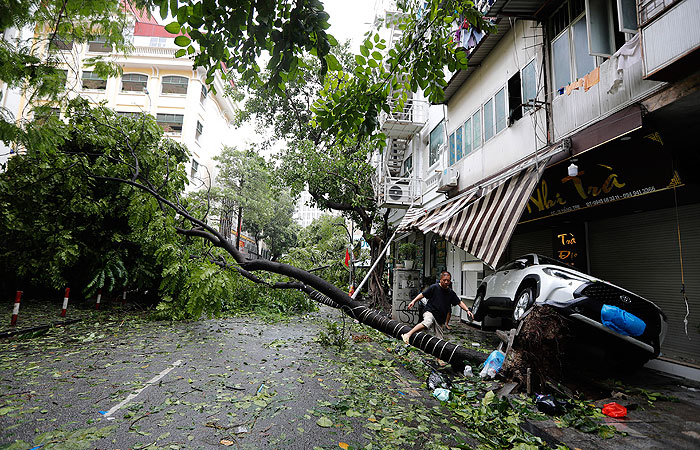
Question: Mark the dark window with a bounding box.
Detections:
[200,85,208,104]
[190,159,199,178]
[403,155,412,175]
[81,71,107,90]
[156,113,184,133]
[161,76,188,95]
[49,36,73,51]
[121,73,148,92]
[87,37,112,53]
[117,111,144,118]
[508,71,523,123]
[429,121,444,166]
[195,120,203,141]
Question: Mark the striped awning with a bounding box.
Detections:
[396,160,549,269]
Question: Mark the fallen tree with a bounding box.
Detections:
[61,101,487,368]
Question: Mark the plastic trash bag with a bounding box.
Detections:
[427,370,451,390]
[535,394,567,415]
[433,388,450,401]
[602,402,627,418]
[601,304,646,336]
[479,350,505,379]
[463,365,473,377]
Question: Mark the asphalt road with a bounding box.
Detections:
[1,300,699,450]
[0,303,484,450]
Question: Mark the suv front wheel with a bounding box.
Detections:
[513,286,534,322]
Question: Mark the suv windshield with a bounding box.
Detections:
[536,254,584,271]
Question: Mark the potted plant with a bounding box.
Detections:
[398,242,419,270]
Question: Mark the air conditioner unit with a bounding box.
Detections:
[380,180,413,207]
[436,167,459,193]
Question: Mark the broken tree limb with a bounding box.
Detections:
[304,289,487,367]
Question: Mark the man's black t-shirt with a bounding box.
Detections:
[422,283,460,324]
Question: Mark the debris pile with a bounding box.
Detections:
[499,306,572,392]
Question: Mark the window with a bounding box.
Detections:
[87,37,112,53]
[483,99,494,141]
[462,118,472,156]
[521,60,537,112]
[161,76,188,95]
[200,85,208,105]
[471,110,481,150]
[49,36,73,51]
[117,111,143,118]
[195,120,203,141]
[121,73,148,92]
[149,37,167,47]
[494,88,506,133]
[455,126,463,161]
[508,72,523,123]
[81,71,107,90]
[548,0,628,93]
[403,155,412,175]
[156,113,184,133]
[429,121,444,167]
[34,107,60,123]
[449,126,464,166]
[190,159,200,178]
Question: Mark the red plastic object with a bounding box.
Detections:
[602,402,627,418]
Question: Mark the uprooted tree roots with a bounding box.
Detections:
[501,306,572,392]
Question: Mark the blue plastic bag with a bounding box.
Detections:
[601,304,646,336]
[479,350,505,378]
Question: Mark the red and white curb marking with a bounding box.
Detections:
[60,287,70,317]
[10,291,22,326]
[95,289,102,310]
[99,360,183,420]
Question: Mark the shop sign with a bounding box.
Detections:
[552,225,587,272]
[520,144,682,223]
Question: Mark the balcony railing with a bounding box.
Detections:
[379,98,428,139]
[551,57,663,141]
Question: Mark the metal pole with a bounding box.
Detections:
[351,230,398,300]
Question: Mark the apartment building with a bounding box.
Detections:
[379,0,700,367]
[3,6,238,189]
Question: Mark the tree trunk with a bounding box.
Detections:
[235,206,243,251]
[219,198,236,242]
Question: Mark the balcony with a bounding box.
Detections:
[377,176,422,209]
[551,57,664,141]
[379,98,428,139]
[640,0,700,81]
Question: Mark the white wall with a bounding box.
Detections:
[419,20,547,208]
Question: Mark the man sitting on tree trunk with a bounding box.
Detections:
[402,271,474,353]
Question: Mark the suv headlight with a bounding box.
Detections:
[542,267,589,282]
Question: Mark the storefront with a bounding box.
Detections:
[509,125,700,365]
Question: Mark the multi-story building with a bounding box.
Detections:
[2,6,238,189]
[293,190,331,228]
[379,0,700,369]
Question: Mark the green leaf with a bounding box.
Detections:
[371,51,382,60]
[354,55,366,66]
[482,390,495,407]
[360,45,369,57]
[327,34,338,46]
[325,54,341,72]
[164,22,181,34]
[159,0,169,20]
[174,49,186,58]
[316,417,333,428]
[174,35,191,47]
